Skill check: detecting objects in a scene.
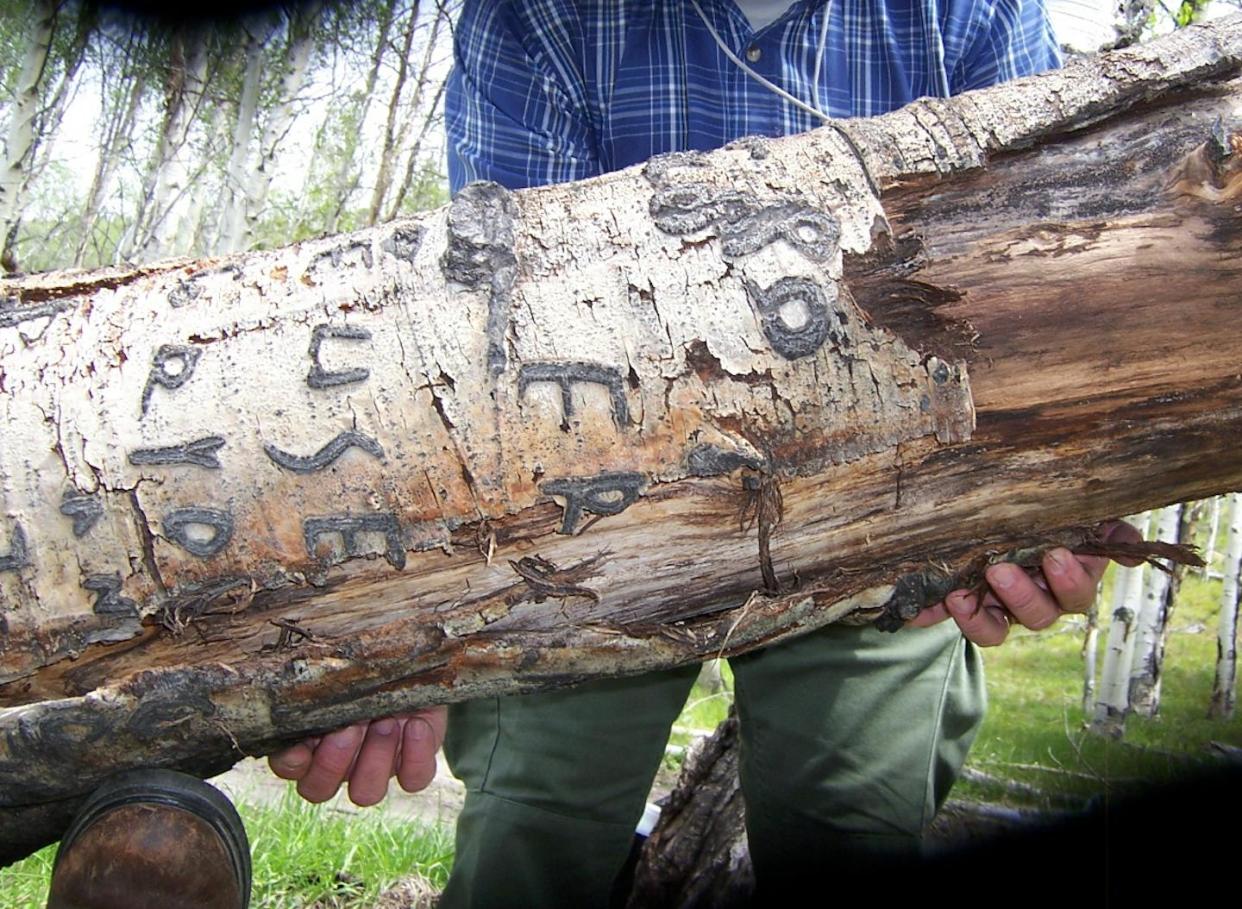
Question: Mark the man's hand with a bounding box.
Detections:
[909,521,1143,647]
[268,706,447,806]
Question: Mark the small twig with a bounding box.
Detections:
[260,617,317,653]
[509,554,600,603]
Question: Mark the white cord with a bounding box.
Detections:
[810,0,833,117]
[689,0,834,124]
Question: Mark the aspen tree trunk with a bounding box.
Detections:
[1091,513,1151,736]
[1,17,1242,863]
[325,0,394,234]
[367,0,420,225]
[1205,495,1222,572]
[232,4,320,253]
[387,74,448,218]
[1129,504,1182,715]
[1082,590,1101,715]
[384,3,450,221]
[72,39,149,268]
[0,0,56,273]
[116,27,209,263]
[216,23,269,255]
[22,2,96,191]
[1208,493,1242,718]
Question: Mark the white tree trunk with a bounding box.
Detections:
[72,39,149,268]
[367,0,420,225]
[233,4,319,253]
[1091,512,1151,735]
[1082,588,1101,715]
[1209,493,1242,719]
[384,2,449,221]
[216,24,268,254]
[324,0,394,234]
[1205,494,1222,572]
[1129,504,1182,716]
[0,0,56,271]
[117,29,210,263]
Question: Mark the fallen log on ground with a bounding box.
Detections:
[1,16,1241,863]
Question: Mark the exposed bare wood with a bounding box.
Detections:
[1,17,1241,863]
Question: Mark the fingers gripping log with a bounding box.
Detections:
[2,17,1242,862]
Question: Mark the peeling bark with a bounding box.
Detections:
[1,17,1242,863]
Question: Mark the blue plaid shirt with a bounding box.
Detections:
[446,0,1061,193]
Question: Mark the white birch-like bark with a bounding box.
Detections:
[1082,589,1101,715]
[1205,494,1222,572]
[1209,493,1242,719]
[232,4,320,253]
[1129,504,1182,715]
[22,4,94,190]
[367,0,420,226]
[72,37,149,268]
[324,0,394,234]
[384,2,449,221]
[0,0,56,271]
[1091,512,1151,736]
[117,29,210,263]
[216,24,268,254]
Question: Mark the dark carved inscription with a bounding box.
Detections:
[141,344,202,416]
[5,705,110,768]
[382,225,424,265]
[311,240,374,273]
[0,523,29,572]
[307,324,371,389]
[518,362,630,430]
[727,135,770,160]
[303,513,406,570]
[167,282,201,309]
[168,265,240,309]
[649,184,751,235]
[721,205,839,262]
[650,184,840,263]
[264,430,385,473]
[685,444,762,477]
[642,149,710,186]
[82,574,138,618]
[744,276,840,360]
[542,472,645,535]
[163,507,234,558]
[130,436,225,469]
[0,297,71,329]
[60,490,103,537]
[441,182,518,375]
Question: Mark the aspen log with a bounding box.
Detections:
[1,17,1241,862]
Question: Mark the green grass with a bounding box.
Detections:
[0,789,453,909]
[245,790,452,908]
[963,562,1242,809]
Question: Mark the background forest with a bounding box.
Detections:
[0,0,457,276]
[2,1,1240,278]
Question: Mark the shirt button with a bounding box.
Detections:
[745,44,762,63]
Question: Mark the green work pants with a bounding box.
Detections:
[440,621,984,908]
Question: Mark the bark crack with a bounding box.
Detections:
[128,489,167,595]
